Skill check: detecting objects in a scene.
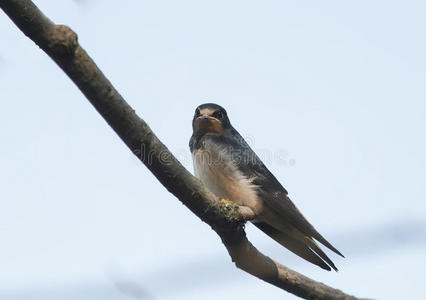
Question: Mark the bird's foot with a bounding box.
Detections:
[219,199,255,221]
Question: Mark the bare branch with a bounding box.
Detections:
[0,1,367,299]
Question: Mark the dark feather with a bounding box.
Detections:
[254,222,336,271]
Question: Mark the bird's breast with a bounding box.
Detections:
[192,141,263,215]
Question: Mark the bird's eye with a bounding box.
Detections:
[195,108,200,116]
[213,110,223,119]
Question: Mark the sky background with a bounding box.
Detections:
[1,0,425,299]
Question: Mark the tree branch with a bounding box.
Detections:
[0,1,366,299]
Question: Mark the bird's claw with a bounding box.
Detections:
[220,199,255,221]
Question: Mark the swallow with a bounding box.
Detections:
[189,103,344,271]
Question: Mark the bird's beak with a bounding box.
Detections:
[194,115,223,134]
[199,114,212,120]
[196,114,217,123]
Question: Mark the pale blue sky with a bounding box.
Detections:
[1,1,425,299]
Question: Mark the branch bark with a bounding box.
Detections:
[0,1,366,299]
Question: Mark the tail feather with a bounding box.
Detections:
[254,222,338,271]
[304,237,338,271]
[310,231,345,258]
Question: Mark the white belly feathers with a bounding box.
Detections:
[192,141,263,215]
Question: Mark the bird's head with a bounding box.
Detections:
[192,103,231,135]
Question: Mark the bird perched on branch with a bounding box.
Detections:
[189,103,343,271]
